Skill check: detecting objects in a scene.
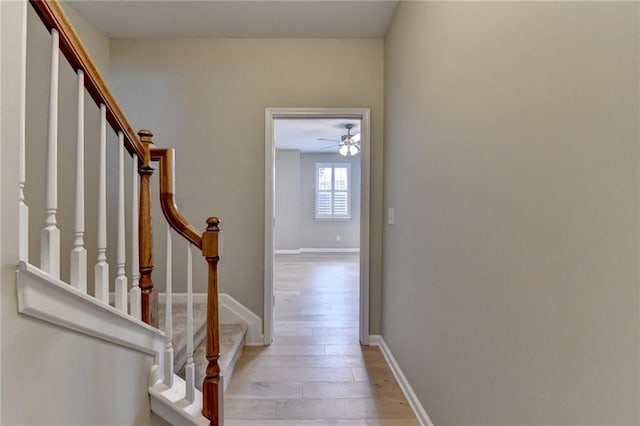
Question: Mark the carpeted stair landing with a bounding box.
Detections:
[158,303,247,390]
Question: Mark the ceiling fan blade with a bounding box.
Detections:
[317,138,339,142]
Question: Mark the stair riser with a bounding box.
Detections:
[174,321,207,372]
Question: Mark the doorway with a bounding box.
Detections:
[264,108,371,345]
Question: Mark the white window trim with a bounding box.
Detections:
[314,162,351,220]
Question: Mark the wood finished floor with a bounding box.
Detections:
[224,254,419,425]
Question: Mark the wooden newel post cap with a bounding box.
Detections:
[138,129,154,169]
[206,216,220,230]
[138,129,154,144]
[203,217,221,259]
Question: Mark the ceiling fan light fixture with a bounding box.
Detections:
[337,123,361,157]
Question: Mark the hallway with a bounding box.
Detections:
[224,254,419,425]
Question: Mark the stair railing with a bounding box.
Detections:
[26,1,222,423]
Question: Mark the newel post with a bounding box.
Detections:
[138,129,157,326]
[202,216,222,425]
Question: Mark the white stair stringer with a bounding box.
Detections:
[17,261,164,360]
[16,262,211,424]
[149,374,209,425]
[219,293,263,345]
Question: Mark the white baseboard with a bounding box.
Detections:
[158,293,208,304]
[301,247,360,253]
[219,293,263,345]
[275,248,360,254]
[274,249,301,254]
[369,335,434,426]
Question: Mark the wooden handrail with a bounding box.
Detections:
[151,145,220,424]
[29,0,144,159]
[150,147,203,249]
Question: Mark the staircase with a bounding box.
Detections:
[159,303,248,391]
[10,1,247,424]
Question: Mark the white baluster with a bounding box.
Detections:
[70,70,87,292]
[185,243,195,403]
[18,0,28,262]
[41,29,60,278]
[164,226,174,386]
[94,104,109,303]
[130,154,141,319]
[115,132,128,312]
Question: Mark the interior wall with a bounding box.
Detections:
[275,150,361,251]
[274,149,301,251]
[383,2,639,424]
[109,38,384,332]
[61,1,110,76]
[299,152,360,249]
[2,2,154,424]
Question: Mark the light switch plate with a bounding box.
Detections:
[387,208,395,226]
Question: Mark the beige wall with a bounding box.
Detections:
[298,152,361,249]
[275,150,361,250]
[383,2,639,424]
[109,38,385,332]
[61,1,110,75]
[275,149,301,250]
[2,2,154,424]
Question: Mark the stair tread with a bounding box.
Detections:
[178,323,248,391]
[158,302,208,370]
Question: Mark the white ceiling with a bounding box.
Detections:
[67,1,399,39]
[274,118,361,153]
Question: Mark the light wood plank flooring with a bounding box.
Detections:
[224,254,419,425]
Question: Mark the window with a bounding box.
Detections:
[315,162,351,220]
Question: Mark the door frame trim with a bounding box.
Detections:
[264,107,371,345]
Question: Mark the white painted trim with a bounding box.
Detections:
[300,248,360,254]
[17,262,165,358]
[369,335,434,426]
[219,293,263,345]
[265,110,276,345]
[637,5,640,421]
[17,0,28,264]
[149,375,208,426]
[359,109,371,346]
[265,107,371,346]
[275,248,360,254]
[0,7,5,424]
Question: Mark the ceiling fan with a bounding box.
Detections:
[317,123,361,157]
